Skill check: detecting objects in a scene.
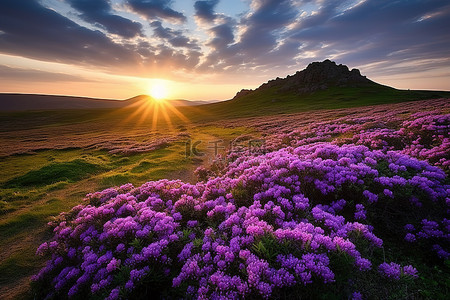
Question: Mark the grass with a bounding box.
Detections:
[0,109,115,133]
[4,159,104,188]
[200,85,450,119]
[0,198,65,240]
[130,161,156,173]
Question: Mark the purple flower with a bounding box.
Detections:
[379,262,401,280]
[354,204,366,220]
[404,224,415,232]
[404,233,416,242]
[106,258,121,273]
[363,190,378,203]
[187,220,198,228]
[383,189,394,198]
[403,265,418,278]
[106,287,120,300]
[32,116,450,299]
[355,257,371,271]
[352,291,363,300]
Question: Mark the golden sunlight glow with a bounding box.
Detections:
[148,79,169,100]
[119,84,192,133]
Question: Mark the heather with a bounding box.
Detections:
[32,102,450,299]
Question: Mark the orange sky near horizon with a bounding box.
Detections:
[1,55,449,101]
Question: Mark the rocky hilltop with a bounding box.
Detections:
[233,59,376,99]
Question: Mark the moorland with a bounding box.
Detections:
[1,61,449,299]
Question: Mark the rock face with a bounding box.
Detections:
[233,59,376,100]
[234,89,253,98]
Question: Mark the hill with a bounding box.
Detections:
[125,95,212,107]
[202,60,450,118]
[0,94,208,112]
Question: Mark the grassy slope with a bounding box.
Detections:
[199,85,450,119]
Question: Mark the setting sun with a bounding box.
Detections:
[148,80,169,100]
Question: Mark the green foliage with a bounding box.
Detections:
[231,182,254,208]
[130,161,156,173]
[4,159,104,188]
[252,234,295,264]
[129,238,143,251]
[100,174,131,188]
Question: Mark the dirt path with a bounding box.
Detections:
[168,132,225,183]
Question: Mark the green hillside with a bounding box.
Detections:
[201,85,450,119]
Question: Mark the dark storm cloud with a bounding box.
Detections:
[194,0,220,23]
[0,65,93,82]
[127,0,186,23]
[150,21,199,49]
[0,0,139,68]
[66,0,143,38]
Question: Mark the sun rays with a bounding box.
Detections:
[118,95,190,132]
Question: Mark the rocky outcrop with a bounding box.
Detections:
[233,89,253,99]
[233,60,376,100]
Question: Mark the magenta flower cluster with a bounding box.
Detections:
[33,107,450,299]
[378,262,418,280]
[266,110,450,171]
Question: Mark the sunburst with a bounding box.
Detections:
[148,80,169,100]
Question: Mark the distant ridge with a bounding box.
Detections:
[233,59,378,100]
[126,95,210,107]
[0,94,207,112]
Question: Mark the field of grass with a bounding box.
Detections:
[0,92,448,299]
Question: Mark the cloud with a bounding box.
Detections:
[201,0,301,74]
[66,0,143,38]
[194,0,220,23]
[288,0,450,75]
[151,21,173,39]
[0,65,93,82]
[0,0,139,69]
[0,0,201,78]
[236,0,300,59]
[208,22,235,49]
[150,21,199,49]
[202,0,450,84]
[127,0,186,23]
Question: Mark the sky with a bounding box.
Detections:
[0,0,449,101]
